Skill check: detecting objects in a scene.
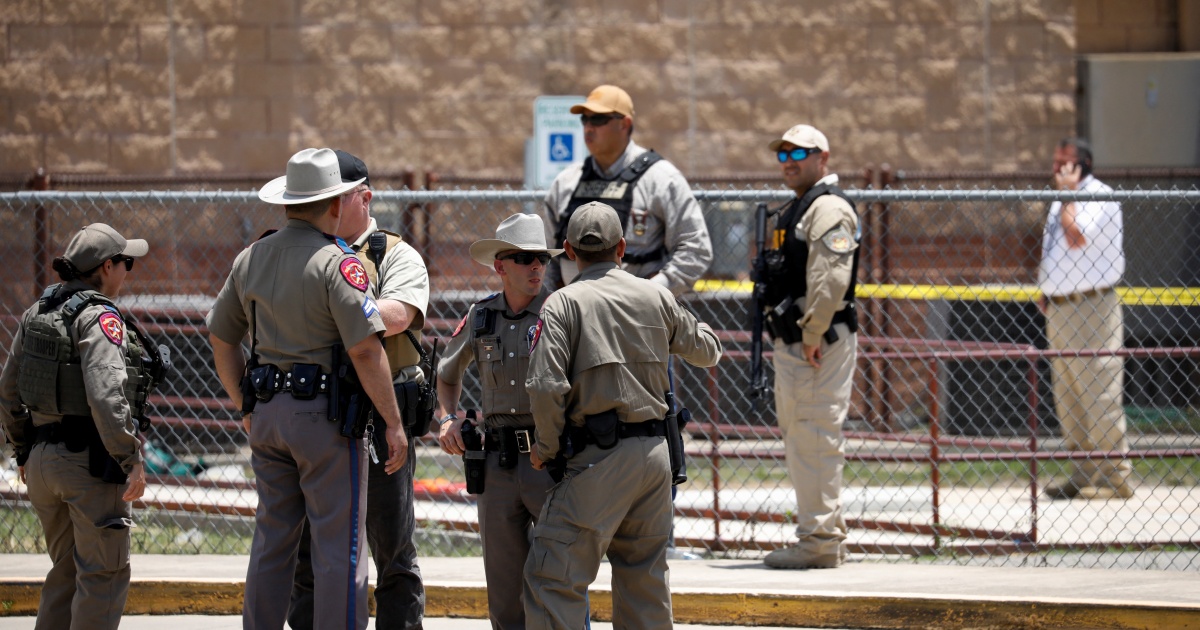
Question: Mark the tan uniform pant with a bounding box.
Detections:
[524,435,673,630]
[26,441,133,630]
[1045,290,1130,486]
[479,447,556,630]
[772,323,855,556]
[243,395,370,630]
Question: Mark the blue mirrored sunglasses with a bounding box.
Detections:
[776,147,820,163]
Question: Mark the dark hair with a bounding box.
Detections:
[574,244,620,264]
[1059,137,1093,177]
[286,197,337,220]
[51,256,103,286]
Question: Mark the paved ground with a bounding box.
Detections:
[2,554,1199,629]
[0,617,825,630]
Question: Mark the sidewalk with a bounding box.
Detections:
[2,554,1198,629]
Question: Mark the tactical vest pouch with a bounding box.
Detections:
[289,363,320,400]
[584,410,620,450]
[766,298,804,346]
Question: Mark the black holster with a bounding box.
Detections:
[52,415,128,485]
[461,413,486,494]
[546,425,586,483]
[395,380,421,437]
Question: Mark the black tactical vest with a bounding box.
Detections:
[17,284,156,420]
[555,150,663,263]
[763,183,861,310]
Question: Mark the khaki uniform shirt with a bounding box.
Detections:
[350,217,430,382]
[437,289,550,428]
[795,174,860,348]
[525,262,723,460]
[206,219,386,373]
[0,281,142,472]
[542,141,713,295]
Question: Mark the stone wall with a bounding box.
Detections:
[1,0,1086,179]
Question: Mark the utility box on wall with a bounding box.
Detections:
[1077,53,1200,168]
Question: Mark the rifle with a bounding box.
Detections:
[748,202,773,411]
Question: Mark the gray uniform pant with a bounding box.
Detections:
[1045,290,1129,486]
[479,447,555,630]
[524,435,673,630]
[244,395,369,630]
[26,441,132,630]
[772,324,855,556]
[289,437,424,630]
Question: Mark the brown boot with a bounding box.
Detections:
[764,546,842,569]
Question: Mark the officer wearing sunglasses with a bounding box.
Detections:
[758,124,861,571]
[542,84,713,297]
[434,213,568,630]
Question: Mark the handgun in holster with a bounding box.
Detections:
[665,391,688,485]
[461,410,486,494]
[546,424,585,484]
[13,408,33,467]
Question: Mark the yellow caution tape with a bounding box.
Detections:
[693,280,1200,307]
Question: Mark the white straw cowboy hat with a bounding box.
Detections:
[469,214,564,268]
[258,148,366,205]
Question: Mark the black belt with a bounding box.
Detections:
[260,366,331,395]
[485,426,535,454]
[622,247,666,266]
[579,419,667,444]
[1047,286,1113,305]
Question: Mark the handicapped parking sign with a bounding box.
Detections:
[549,133,573,162]
[528,95,587,189]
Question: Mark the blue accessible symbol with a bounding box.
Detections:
[549,133,573,163]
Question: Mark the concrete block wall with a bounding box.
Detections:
[0,0,1094,178]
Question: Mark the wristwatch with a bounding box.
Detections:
[437,413,458,427]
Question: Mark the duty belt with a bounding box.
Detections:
[1047,286,1113,305]
[581,418,667,444]
[485,426,535,454]
[258,366,332,395]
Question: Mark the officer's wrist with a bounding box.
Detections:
[437,413,458,427]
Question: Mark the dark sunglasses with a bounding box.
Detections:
[580,113,623,127]
[500,252,552,266]
[776,147,820,163]
[111,255,134,271]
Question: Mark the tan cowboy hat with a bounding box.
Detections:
[258,148,366,205]
[469,213,564,268]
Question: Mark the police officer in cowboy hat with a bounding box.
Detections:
[207,147,408,630]
[288,150,432,629]
[1,223,153,630]
[435,212,563,629]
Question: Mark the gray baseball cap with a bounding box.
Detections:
[63,223,149,272]
[566,201,623,251]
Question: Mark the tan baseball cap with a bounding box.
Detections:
[569,85,635,118]
[768,124,830,152]
[566,201,623,251]
[63,223,149,272]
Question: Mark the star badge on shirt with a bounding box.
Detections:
[340,258,369,291]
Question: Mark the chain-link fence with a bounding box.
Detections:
[2,185,1199,571]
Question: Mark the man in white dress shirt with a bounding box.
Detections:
[1038,138,1131,501]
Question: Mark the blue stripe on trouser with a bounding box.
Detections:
[346,437,361,629]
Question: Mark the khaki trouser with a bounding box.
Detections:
[1045,290,1130,487]
[479,447,556,630]
[524,435,673,630]
[243,395,370,630]
[26,441,133,630]
[772,323,855,556]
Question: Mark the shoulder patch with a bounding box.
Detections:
[476,292,500,305]
[452,314,468,338]
[821,226,855,254]
[529,318,544,352]
[97,312,125,345]
[340,257,370,292]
